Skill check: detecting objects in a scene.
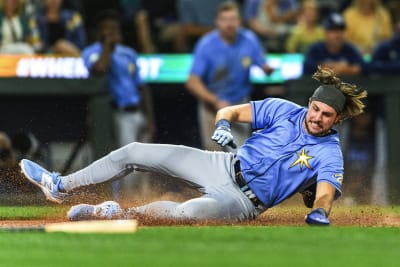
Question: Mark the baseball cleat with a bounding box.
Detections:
[67,201,123,221]
[19,159,67,204]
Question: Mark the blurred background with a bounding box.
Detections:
[0,0,399,206]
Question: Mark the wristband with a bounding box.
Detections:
[215,119,231,129]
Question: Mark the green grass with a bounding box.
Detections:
[0,227,399,267]
[0,206,399,267]
[0,205,68,219]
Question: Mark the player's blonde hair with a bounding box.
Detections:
[312,66,367,122]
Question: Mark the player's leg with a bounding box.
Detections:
[125,183,259,221]
[20,142,234,203]
[112,110,146,199]
[62,142,234,191]
[68,183,259,222]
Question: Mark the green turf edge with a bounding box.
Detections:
[0,226,399,267]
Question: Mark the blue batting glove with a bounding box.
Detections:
[305,208,330,226]
[211,119,237,148]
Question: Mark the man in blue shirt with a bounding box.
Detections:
[365,21,400,74]
[186,1,273,151]
[81,10,154,198]
[303,13,364,75]
[19,67,367,226]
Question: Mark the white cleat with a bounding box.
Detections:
[67,201,123,221]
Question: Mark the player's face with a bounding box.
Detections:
[98,20,121,43]
[305,101,340,136]
[325,29,345,49]
[216,9,241,41]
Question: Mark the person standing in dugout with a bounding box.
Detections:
[81,10,155,199]
[19,67,367,226]
[185,1,274,152]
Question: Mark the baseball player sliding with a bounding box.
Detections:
[20,67,367,226]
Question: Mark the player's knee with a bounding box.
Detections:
[173,198,219,220]
[109,142,138,162]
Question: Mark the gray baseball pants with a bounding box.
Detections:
[61,142,260,221]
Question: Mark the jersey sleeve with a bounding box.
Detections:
[316,146,344,199]
[131,52,144,87]
[248,31,266,67]
[251,98,300,130]
[81,45,99,71]
[189,39,208,78]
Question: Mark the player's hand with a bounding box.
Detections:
[305,208,330,226]
[211,119,237,148]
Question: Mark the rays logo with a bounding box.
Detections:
[333,173,343,185]
[289,148,313,170]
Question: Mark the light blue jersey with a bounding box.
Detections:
[190,28,266,103]
[82,42,143,108]
[237,98,344,208]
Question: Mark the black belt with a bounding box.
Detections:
[234,159,263,207]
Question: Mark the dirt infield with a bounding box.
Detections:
[1,205,399,228]
[1,172,399,228]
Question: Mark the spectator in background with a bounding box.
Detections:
[35,0,86,56]
[243,0,299,52]
[178,0,227,52]
[343,0,392,55]
[365,20,400,74]
[285,0,324,53]
[81,9,154,198]
[0,0,39,54]
[120,0,185,53]
[186,1,273,151]
[303,13,364,75]
[23,0,43,17]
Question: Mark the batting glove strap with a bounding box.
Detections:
[215,119,231,129]
[305,208,330,226]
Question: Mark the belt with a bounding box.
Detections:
[234,159,263,207]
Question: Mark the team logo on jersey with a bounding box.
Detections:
[333,173,343,185]
[289,148,313,170]
[241,57,251,68]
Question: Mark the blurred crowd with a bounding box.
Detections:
[0,0,398,56]
[1,0,399,205]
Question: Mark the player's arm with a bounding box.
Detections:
[215,103,252,124]
[211,103,252,148]
[186,75,231,110]
[313,181,336,215]
[305,181,336,226]
[91,32,118,74]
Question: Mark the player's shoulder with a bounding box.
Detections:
[239,28,258,40]
[116,44,137,55]
[262,97,302,109]
[82,42,101,55]
[253,97,304,117]
[308,41,325,51]
[342,42,361,53]
[197,30,219,47]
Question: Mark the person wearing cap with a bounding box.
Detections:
[303,13,365,75]
[19,67,367,226]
